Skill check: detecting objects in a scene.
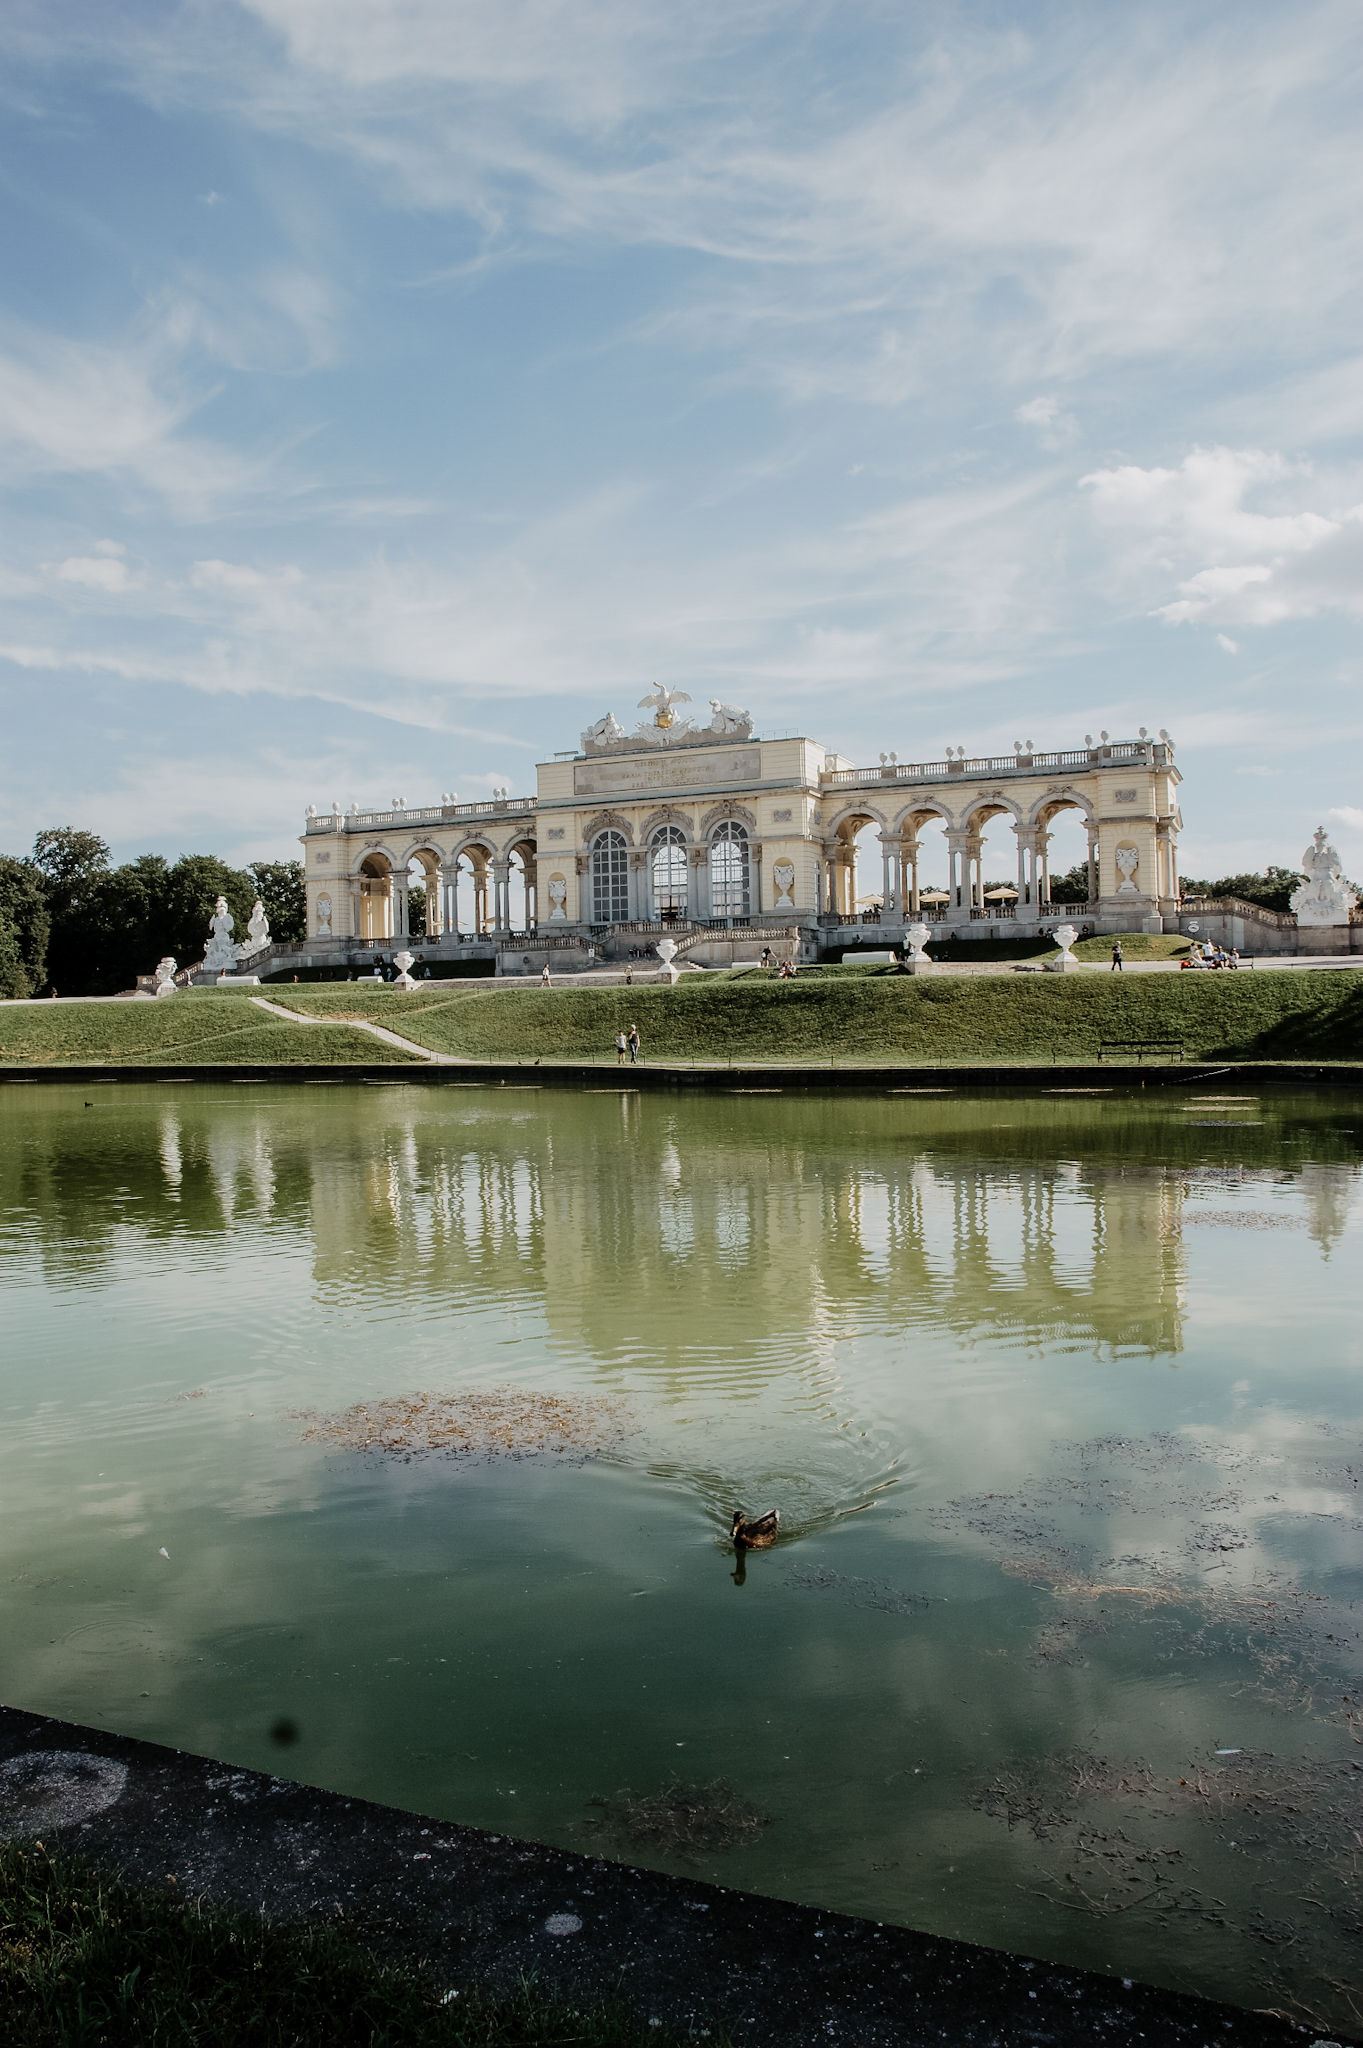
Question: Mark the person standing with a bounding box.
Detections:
[541,963,551,986]
[616,1030,627,1066]
[1111,941,1123,972]
[628,1023,641,1064]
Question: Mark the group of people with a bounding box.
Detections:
[615,1025,642,1065]
[759,947,798,977]
[1180,941,1241,970]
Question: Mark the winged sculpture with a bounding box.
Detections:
[637,684,692,728]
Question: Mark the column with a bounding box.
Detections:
[881,841,894,917]
[1015,825,1028,905]
[629,847,647,922]
[1086,821,1098,906]
[908,840,920,915]
[493,860,509,931]
[690,844,709,922]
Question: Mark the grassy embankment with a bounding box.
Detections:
[0,1841,713,2048]
[4,972,1362,1067]
[0,992,416,1065]
[275,968,1363,1066]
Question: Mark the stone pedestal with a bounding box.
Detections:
[1046,923,1081,972]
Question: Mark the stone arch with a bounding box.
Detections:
[443,836,497,935]
[699,799,757,839]
[506,834,538,931]
[889,805,952,917]
[639,804,693,843]
[956,798,1025,915]
[580,809,635,846]
[1026,793,1097,908]
[356,849,394,942]
[402,842,446,939]
[820,805,884,921]
[824,801,887,842]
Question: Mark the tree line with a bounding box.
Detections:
[0,828,306,999]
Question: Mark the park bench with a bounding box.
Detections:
[1097,1038,1185,1064]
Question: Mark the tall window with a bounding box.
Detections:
[591,830,629,923]
[709,821,750,917]
[651,827,688,918]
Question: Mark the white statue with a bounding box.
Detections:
[315,894,332,934]
[153,956,178,996]
[393,949,417,989]
[637,684,692,729]
[1290,827,1358,927]
[581,713,627,751]
[244,899,270,953]
[202,895,241,975]
[547,873,568,920]
[656,936,680,983]
[1114,846,1141,893]
[708,698,752,736]
[772,859,795,904]
[903,923,933,973]
[1047,923,1080,972]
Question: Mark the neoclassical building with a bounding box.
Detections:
[296,696,1183,969]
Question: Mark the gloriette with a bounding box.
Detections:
[284,702,1185,974]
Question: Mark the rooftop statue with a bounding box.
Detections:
[581,712,627,752]
[1291,826,1359,927]
[637,684,692,729]
[708,698,752,737]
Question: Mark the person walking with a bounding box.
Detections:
[616,1030,627,1066]
[541,963,551,986]
[1111,941,1123,972]
[628,1023,641,1065]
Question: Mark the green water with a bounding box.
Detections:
[3,1081,1362,2027]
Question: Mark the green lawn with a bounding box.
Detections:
[5,973,1362,1068]
[0,993,416,1065]
[0,1841,716,2048]
[348,967,1363,1065]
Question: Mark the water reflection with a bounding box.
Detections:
[2,1083,1362,2030]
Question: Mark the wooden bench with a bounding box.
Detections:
[1098,1039,1185,1064]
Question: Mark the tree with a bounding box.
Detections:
[1046,862,1093,904]
[1179,866,1303,913]
[32,827,112,993]
[247,861,306,946]
[31,828,111,910]
[0,856,51,996]
[407,883,427,938]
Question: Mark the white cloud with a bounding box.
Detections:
[0,310,260,514]
[1217,633,1239,652]
[1081,445,1363,627]
[48,555,137,593]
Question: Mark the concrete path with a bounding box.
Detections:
[248,995,469,1064]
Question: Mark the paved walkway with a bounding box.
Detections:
[248,995,466,1063]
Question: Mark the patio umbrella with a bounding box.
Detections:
[917,890,949,903]
[984,887,1018,900]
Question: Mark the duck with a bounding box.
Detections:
[731,1508,780,1550]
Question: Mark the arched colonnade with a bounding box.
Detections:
[352,836,539,940]
[818,793,1122,918]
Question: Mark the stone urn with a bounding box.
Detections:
[393,949,418,990]
[902,923,933,974]
[656,937,680,984]
[1046,923,1081,972]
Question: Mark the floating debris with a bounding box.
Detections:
[297,1387,634,1462]
[785,1566,931,1616]
[585,1777,771,1861]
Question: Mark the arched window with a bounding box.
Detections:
[651,826,688,918]
[709,821,750,917]
[591,829,629,923]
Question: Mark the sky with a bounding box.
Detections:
[1,0,1361,880]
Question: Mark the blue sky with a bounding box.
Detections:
[1,0,1360,879]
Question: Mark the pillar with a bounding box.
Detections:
[1086,820,1098,907]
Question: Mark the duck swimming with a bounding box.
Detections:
[730,1508,780,1550]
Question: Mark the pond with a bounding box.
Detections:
[2,1080,1361,2032]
